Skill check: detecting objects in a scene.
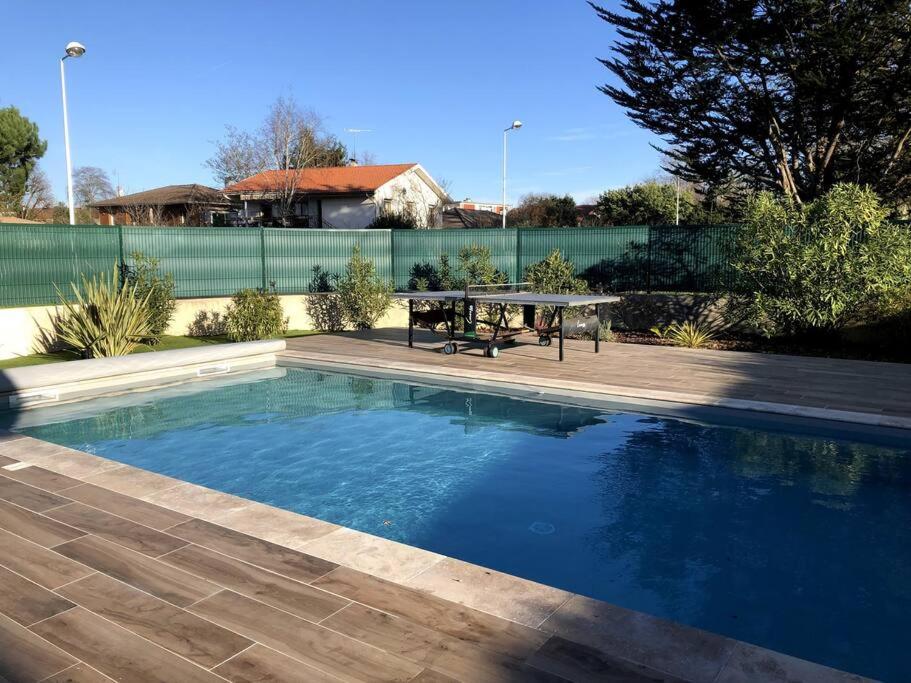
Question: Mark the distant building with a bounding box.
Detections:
[441,207,503,228]
[91,185,230,226]
[223,163,450,228]
[451,199,507,215]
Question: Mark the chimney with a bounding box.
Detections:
[348,158,358,167]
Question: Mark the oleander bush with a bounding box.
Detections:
[124,251,176,344]
[524,249,588,295]
[729,184,911,338]
[224,287,287,341]
[337,245,393,330]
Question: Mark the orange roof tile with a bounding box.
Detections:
[224,164,417,195]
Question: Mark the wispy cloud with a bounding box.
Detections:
[547,124,631,143]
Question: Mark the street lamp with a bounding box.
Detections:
[60,41,86,225]
[502,120,522,229]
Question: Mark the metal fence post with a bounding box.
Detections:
[260,227,267,290]
[117,224,125,270]
[515,228,522,283]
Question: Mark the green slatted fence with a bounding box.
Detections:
[0,223,745,308]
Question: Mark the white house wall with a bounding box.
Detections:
[373,167,444,227]
[320,197,377,228]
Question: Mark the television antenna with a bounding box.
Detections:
[345,128,373,160]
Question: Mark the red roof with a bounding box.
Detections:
[224,164,417,195]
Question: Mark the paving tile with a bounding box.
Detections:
[40,663,115,682]
[0,455,18,467]
[313,567,549,660]
[30,607,225,683]
[60,483,189,530]
[0,564,75,626]
[44,503,188,557]
[53,535,219,608]
[213,643,345,683]
[143,483,253,521]
[303,527,444,583]
[540,594,734,683]
[528,635,687,683]
[0,611,76,683]
[715,642,872,683]
[406,556,571,628]
[83,466,184,498]
[0,528,94,589]
[0,466,83,492]
[0,437,74,463]
[167,518,337,583]
[324,602,562,683]
[0,475,73,512]
[57,572,252,669]
[0,499,85,548]
[191,590,422,683]
[408,670,460,683]
[160,544,347,623]
[216,499,339,548]
[20,450,121,480]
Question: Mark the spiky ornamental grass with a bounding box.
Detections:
[54,268,153,358]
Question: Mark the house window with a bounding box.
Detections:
[383,198,393,215]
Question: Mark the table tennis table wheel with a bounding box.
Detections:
[442,342,456,355]
[486,345,500,358]
[538,335,552,347]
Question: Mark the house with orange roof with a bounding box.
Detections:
[223,163,450,228]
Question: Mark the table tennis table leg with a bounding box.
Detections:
[595,303,600,354]
[408,299,413,348]
[558,306,564,361]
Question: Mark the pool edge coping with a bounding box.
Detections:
[0,428,877,683]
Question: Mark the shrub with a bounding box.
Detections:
[408,254,453,291]
[187,310,227,337]
[305,266,345,332]
[124,251,176,344]
[457,244,506,288]
[729,184,911,338]
[367,212,419,230]
[337,245,393,329]
[224,288,287,341]
[524,249,588,294]
[54,267,152,358]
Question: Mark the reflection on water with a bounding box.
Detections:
[15,368,911,681]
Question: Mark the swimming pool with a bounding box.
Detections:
[9,367,910,681]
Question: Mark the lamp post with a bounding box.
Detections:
[60,41,86,226]
[502,120,522,229]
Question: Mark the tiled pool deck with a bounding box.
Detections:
[0,331,898,682]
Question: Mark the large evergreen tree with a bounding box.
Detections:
[592,1,911,205]
[0,106,47,213]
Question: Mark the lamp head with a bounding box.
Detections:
[511,120,523,130]
[64,42,86,58]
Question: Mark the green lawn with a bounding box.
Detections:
[0,330,318,370]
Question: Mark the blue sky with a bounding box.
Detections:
[0,1,661,205]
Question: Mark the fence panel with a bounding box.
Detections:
[648,225,739,292]
[265,229,392,293]
[0,224,120,307]
[391,229,518,289]
[122,226,264,298]
[517,227,651,291]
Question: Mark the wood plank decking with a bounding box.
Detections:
[281,329,911,423]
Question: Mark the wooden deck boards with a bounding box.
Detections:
[281,329,911,420]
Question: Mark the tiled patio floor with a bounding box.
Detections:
[0,433,870,683]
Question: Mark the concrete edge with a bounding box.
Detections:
[0,340,285,410]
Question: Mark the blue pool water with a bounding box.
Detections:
[9,367,910,681]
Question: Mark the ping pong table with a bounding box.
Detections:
[393,287,620,361]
